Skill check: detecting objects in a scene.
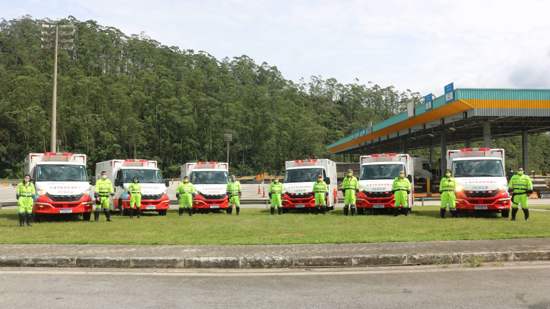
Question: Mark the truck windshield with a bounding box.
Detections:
[360,164,404,180]
[285,168,324,183]
[453,159,504,177]
[190,171,228,184]
[35,165,88,182]
[120,169,163,183]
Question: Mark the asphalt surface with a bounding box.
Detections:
[1,263,550,308]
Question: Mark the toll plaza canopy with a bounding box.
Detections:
[327,88,550,172]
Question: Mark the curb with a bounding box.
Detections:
[2,250,550,269]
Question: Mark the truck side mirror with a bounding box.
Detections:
[324,177,331,184]
[165,179,170,187]
[90,178,96,186]
[114,180,122,187]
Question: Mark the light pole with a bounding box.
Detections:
[224,133,232,165]
[41,20,75,152]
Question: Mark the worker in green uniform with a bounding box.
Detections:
[439,169,457,218]
[313,174,328,214]
[342,169,359,216]
[94,171,114,222]
[128,176,142,218]
[392,170,411,216]
[269,177,283,215]
[227,175,241,215]
[176,176,195,216]
[508,167,533,221]
[16,174,35,226]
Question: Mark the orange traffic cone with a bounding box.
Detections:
[262,186,266,198]
[258,184,261,195]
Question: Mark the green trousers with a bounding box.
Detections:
[440,191,456,209]
[17,197,33,214]
[394,190,409,208]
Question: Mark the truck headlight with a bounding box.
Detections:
[455,185,464,193]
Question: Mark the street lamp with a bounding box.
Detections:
[40,19,75,152]
[224,133,232,165]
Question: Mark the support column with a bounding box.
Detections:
[483,122,492,148]
[400,138,407,154]
[522,131,528,171]
[440,130,447,177]
[429,142,434,168]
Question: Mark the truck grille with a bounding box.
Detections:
[47,194,83,202]
[142,194,163,200]
[465,190,498,198]
[364,191,392,198]
[286,192,313,198]
[203,194,227,200]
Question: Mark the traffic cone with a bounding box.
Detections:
[262,186,266,198]
[258,185,261,195]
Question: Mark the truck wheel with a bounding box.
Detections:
[357,208,365,215]
[82,212,91,221]
[501,209,510,218]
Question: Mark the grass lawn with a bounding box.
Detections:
[0,207,549,245]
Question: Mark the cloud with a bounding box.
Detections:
[2,0,550,94]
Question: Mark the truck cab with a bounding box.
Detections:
[447,148,510,216]
[180,161,229,212]
[282,159,337,211]
[95,159,170,215]
[356,153,414,211]
[26,152,93,220]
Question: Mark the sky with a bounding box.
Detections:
[2,0,550,95]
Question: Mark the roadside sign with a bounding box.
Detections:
[424,94,433,110]
[444,83,454,103]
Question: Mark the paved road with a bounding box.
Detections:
[2,263,550,308]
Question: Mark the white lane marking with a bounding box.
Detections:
[1,262,550,277]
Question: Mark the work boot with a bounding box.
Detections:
[25,213,32,226]
[18,213,24,227]
[315,206,321,214]
[350,205,356,216]
[511,208,518,221]
[188,208,193,216]
[129,208,134,219]
[105,209,111,222]
[440,208,446,218]
[236,207,240,216]
[270,207,275,215]
[136,208,140,218]
[94,210,100,222]
[322,206,327,215]
[403,207,409,216]
[523,208,530,221]
[393,207,399,217]
[278,207,282,215]
[178,208,184,216]
[343,205,349,216]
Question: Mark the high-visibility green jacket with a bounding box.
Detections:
[16,182,36,198]
[176,182,196,194]
[439,177,456,192]
[342,176,358,191]
[128,182,142,194]
[392,177,411,192]
[508,174,533,194]
[313,180,328,193]
[227,181,241,196]
[95,178,113,196]
[269,182,283,195]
